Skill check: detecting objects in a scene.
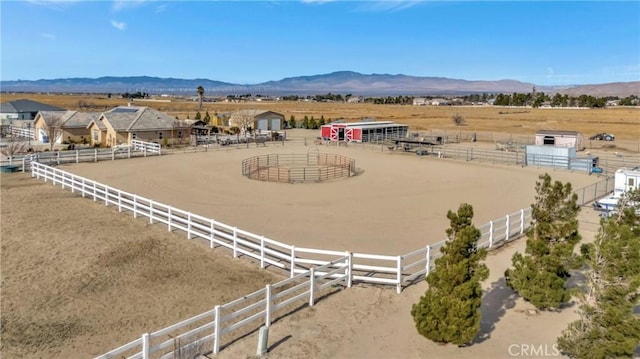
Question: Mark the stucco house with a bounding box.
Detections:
[33,110,100,144]
[228,110,284,132]
[87,106,191,147]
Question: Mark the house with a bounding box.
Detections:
[33,110,100,144]
[87,106,191,147]
[535,130,584,150]
[184,119,212,136]
[412,97,428,106]
[1,99,66,125]
[228,110,284,133]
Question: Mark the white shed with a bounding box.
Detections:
[535,130,584,150]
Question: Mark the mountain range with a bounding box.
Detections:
[1,71,638,97]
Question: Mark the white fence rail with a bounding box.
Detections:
[2,141,161,172]
[27,162,606,358]
[132,139,161,154]
[10,126,34,139]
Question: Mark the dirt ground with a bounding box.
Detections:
[1,136,607,358]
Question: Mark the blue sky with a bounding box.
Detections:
[1,1,639,86]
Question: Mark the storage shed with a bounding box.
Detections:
[320,121,409,143]
[535,130,584,150]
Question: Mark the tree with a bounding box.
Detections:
[289,115,296,129]
[411,203,489,345]
[451,113,465,126]
[194,111,202,120]
[197,86,205,110]
[231,111,255,148]
[42,113,64,151]
[505,173,581,310]
[557,190,640,358]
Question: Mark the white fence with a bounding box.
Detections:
[10,126,34,139]
[132,139,161,154]
[1,140,161,172]
[29,162,538,358]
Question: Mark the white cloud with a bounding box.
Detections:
[356,0,423,12]
[300,0,336,4]
[41,33,56,40]
[111,20,127,31]
[112,0,146,12]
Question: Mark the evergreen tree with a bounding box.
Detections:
[557,190,640,358]
[505,174,581,310]
[302,116,309,129]
[289,115,296,129]
[204,111,211,124]
[195,111,201,120]
[411,203,489,345]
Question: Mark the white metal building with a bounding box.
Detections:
[535,130,584,150]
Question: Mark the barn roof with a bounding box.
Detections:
[536,130,581,136]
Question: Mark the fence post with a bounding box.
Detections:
[168,207,172,231]
[309,268,316,306]
[93,182,97,202]
[489,221,494,248]
[57,151,60,165]
[505,215,510,240]
[265,284,272,328]
[187,213,192,239]
[594,181,598,200]
[213,305,221,354]
[142,333,150,359]
[210,220,215,249]
[425,245,431,276]
[520,209,525,234]
[290,246,296,278]
[232,227,238,258]
[128,146,131,159]
[76,150,79,163]
[81,178,85,198]
[118,192,122,212]
[346,251,353,288]
[133,195,138,218]
[396,256,402,294]
[94,148,98,162]
[149,202,154,224]
[260,236,265,269]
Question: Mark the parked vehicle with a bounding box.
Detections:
[589,133,615,141]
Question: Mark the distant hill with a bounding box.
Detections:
[1,71,638,97]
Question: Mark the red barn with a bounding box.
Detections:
[320,121,409,143]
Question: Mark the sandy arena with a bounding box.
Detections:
[1,138,606,358]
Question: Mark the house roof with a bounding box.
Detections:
[0,99,65,113]
[91,106,181,132]
[38,110,101,128]
[536,130,581,136]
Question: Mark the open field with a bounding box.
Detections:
[2,93,639,147]
[1,135,608,358]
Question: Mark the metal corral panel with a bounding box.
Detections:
[526,145,576,169]
[568,158,595,173]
